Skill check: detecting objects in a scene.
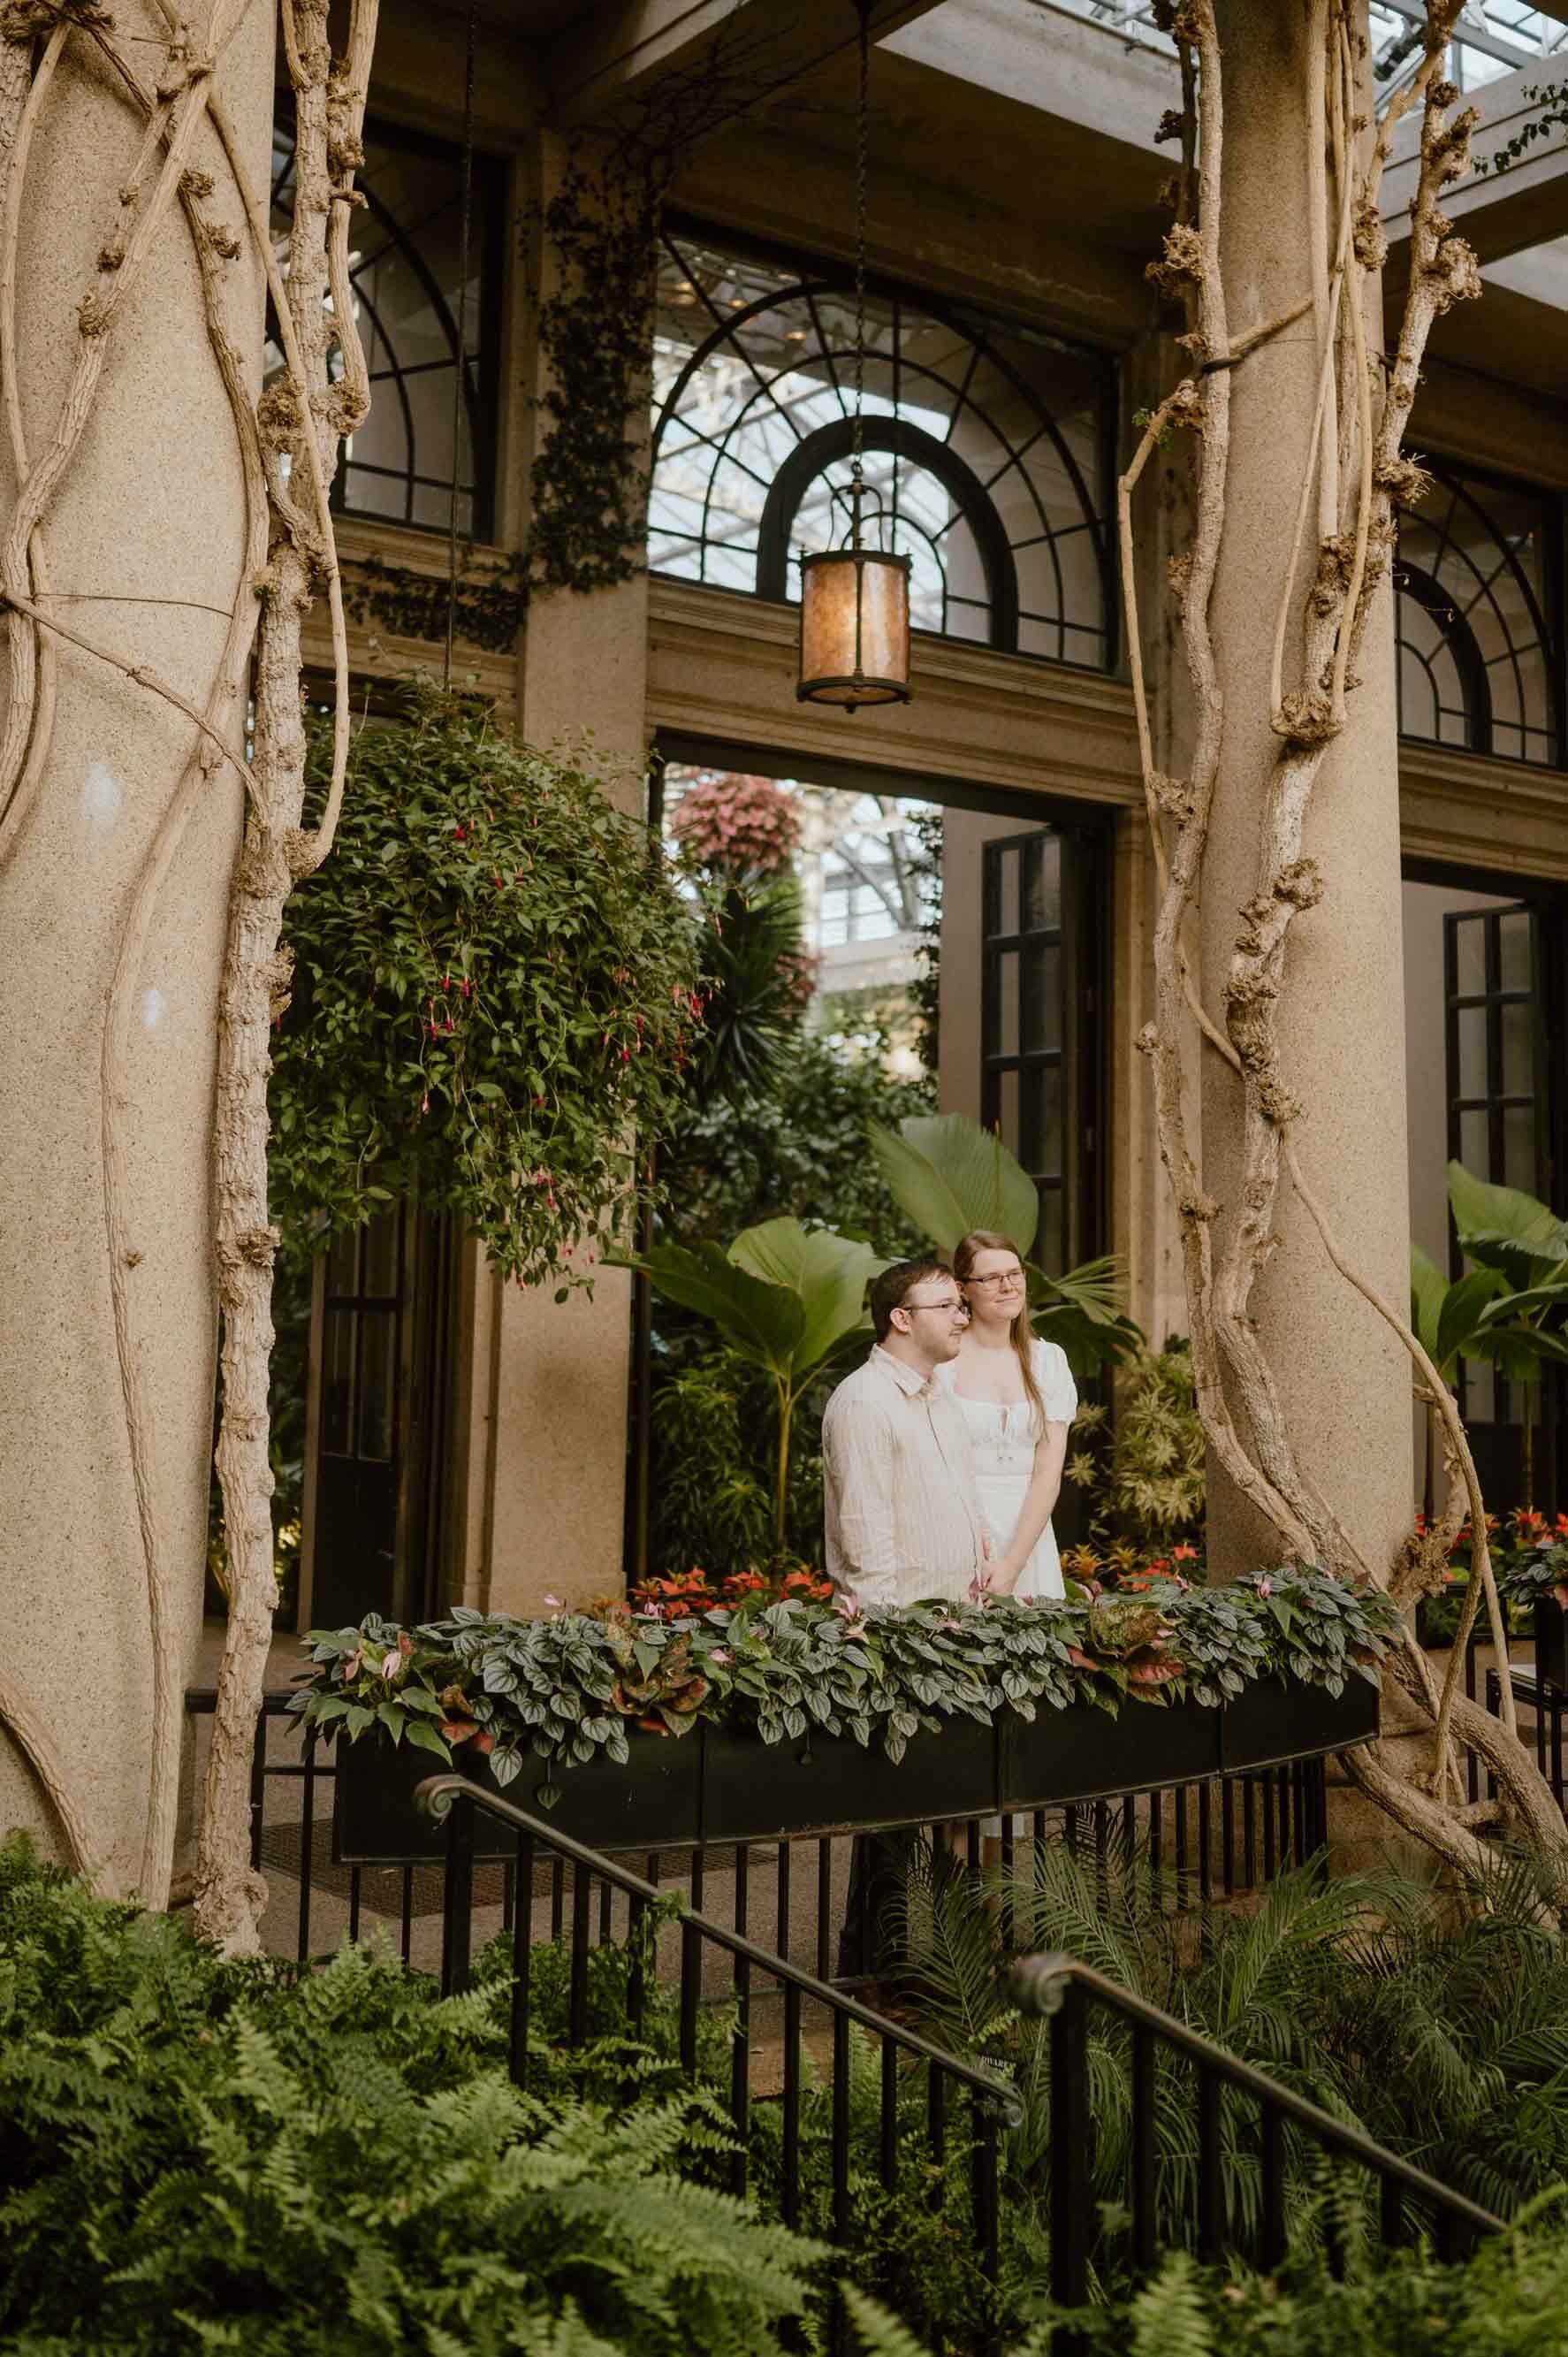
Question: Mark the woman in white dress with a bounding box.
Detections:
[936,1229,1077,1601]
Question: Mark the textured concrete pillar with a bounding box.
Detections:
[0,7,273,1888]
[453,127,649,1618]
[1200,0,1412,1579]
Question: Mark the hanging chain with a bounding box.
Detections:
[444,2,478,687]
[850,0,871,538]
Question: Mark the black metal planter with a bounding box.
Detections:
[702,1717,998,1842]
[1534,1599,1568,1691]
[333,1724,704,1863]
[1219,1674,1379,1773]
[1000,1695,1222,1811]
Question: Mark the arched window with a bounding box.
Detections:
[650,228,1116,670]
[269,119,499,538]
[1396,463,1561,767]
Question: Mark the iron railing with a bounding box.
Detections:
[1012,1950,1503,2345]
[419,1771,1023,2355]
[183,1686,1336,1968]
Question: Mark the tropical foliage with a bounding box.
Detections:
[0,1834,826,2355]
[872,1111,1139,1377]
[294,1569,1398,1796]
[270,686,702,1290]
[888,1830,1568,2310]
[1063,1338,1206,1547]
[1411,1162,1568,1509]
[613,1215,886,1541]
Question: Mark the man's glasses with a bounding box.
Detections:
[964,1271,1025,1292]
[902,1294,970,1318]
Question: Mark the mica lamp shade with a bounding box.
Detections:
[796,547,912,709]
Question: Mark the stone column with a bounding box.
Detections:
[0,6,273,1891]
[1200,0,1412,1579]
[450,126,650,1618]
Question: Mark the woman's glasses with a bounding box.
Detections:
[963,1270,1025,1293]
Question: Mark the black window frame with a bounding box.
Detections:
[269,107,506,544]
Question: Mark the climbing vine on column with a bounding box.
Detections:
[1124,0,1564,1873]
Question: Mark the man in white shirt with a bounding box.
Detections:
[822,1258,988,1610]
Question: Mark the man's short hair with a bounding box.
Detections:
[870,1256,953,1343]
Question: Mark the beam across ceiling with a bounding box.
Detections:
[1383,59,1568,276]
[545,0,947,131]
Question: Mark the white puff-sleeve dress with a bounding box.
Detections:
[937,1339,1078,1599]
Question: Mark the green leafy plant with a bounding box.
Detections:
[270,685,701,1291]
[295,1570,1399,1791]
[1445,1161,1568,1508]
[0,1834,829,2355]
[870,1110,1139,1375]
[613,1215,886,1541]
[1064,1338,1206,1548]
[688,875,816,1100]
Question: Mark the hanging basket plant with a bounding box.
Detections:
[270,684,703,1290]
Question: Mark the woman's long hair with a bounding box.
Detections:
[953,1229,1047,1430]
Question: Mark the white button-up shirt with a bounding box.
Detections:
[821,1345,987,1610]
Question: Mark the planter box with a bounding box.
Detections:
[1534,1599,1568,1692]
[1219,1676,1379,1774]
[702,1719,997,1842]
[332,1735,514,1865]
[332,1726,703,1864]
[1001,1696,1222,1812]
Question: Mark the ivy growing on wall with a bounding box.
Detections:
[344,29,775,648]
[270,686,702,1292]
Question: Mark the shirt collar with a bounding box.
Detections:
[870,1344,940,1400]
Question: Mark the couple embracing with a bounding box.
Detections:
[821,1232,1077,1613]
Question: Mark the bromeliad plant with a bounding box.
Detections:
[294,1571,1399,1799]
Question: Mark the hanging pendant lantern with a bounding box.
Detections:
[795,0,912,713]
[797,491,912,710]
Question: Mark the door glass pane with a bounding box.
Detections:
[1453,917,1488,997]
[997,1068,1021,1159]
[362,1210,400,1301]
[1504,1103,1536,1192]
[1022,944,1062,1053]
[996,953,1019,1056]
[1024,1063,1063,1179]
[322,1308,354,1455]
[1457,1004,1487,1095]
[325,1227,358,1296]
[1501,999,1534,1100]
[1459,1107,1488,1176]
[997,846,1020,937]
[358,1310,397,1463]
[1499,909,1532,992]
[1038,1185,1063,1276]
[1024,835,1061,932]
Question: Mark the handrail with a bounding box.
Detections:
[416,1771,1023,2123]
[1012,1951,1503,2235]
[1012,1949,1503,2315]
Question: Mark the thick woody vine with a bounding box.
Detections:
[0,0,376,1945]
[1128,0,1564,1877]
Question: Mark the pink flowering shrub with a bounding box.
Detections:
[669,771,803,879]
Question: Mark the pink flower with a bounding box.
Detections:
[544,1592,564,1609]
[380,1648,402,1681]
[1257,1578,1272,1598]
[341,1648,362,1682]
[710,1647,733,1666]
